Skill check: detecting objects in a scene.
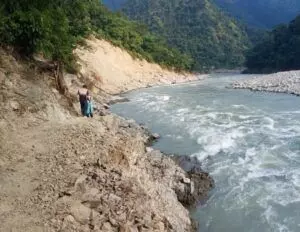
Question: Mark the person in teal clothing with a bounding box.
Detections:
[84,94,93,118]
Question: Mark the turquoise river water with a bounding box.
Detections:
[111,74,300,232]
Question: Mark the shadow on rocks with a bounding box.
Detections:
[171,155,215,208]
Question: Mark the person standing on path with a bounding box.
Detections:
[84,94,94,118]
[78,85,89,115]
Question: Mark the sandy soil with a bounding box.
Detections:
[75,37,204,95]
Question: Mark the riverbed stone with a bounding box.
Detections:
[232,70,300,96]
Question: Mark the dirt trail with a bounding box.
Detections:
[0,122,58,232]
[0,118,107,231]
[1,116,213,232]
[0,48,213,232]
[0,118,123,231]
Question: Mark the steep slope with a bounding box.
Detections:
[75,37,198,95]
[0,0,192,71]
[0,47,213,231]
[245,15,300,73]
[214,0,300,28]
[122,0,250,71]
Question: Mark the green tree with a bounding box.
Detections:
[122,0,251,71]
[246,15,300,73]
[0,0,193,72]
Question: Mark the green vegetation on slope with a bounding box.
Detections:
[102,0,127,10]
[0,0,193,72]
[214,0,300,29]
[246,15,300,73]
[122,0,250,71]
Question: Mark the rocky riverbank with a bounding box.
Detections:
[0,46,213,232]
[232,70,300,95]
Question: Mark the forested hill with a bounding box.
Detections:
[122,0,250,71]
[214,0,300,28]
[246,15,300,73]
[102,0,126,10]
[0,0,193,71]
[104,0,300,29]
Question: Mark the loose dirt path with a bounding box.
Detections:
[0,119,99,231]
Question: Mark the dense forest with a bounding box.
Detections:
[122,0,250,71]
[246,15,300,73]
[215,0,300,28]
[0,0,193,72]
[105,0,300,29]
[102,0,127,10]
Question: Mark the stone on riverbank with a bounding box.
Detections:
[232,70,300,95]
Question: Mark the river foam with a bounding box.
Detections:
[112,74,300,232]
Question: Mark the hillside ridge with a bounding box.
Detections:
[122,0,250,71]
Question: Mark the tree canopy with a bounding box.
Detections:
[122,0,251,71]
[246,15,300,73]
[214,0,300,29]
[0,0,193,72]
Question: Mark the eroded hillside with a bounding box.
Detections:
[75,37,199,95]
[0,46,213,232]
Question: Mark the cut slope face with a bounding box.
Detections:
[75,37,197,95]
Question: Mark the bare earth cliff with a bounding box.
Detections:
[0,41,213,232]
[75,37,202,95]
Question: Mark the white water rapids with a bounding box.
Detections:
[112,74,300,232]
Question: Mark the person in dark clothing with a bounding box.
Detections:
[78,85,89,115]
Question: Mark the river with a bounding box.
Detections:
[111,74,300,232]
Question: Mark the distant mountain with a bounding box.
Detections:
[246,15,300,73]
[102,0,126,10]
[103,0,300,28]
[122,0,250,71]
[214,0,300,28]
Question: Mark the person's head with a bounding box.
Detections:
[82,84,87,89]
